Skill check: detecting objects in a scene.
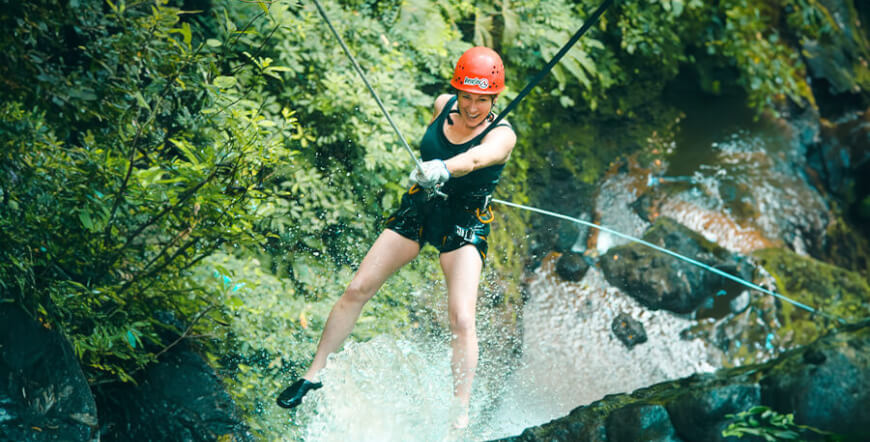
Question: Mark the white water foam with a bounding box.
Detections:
[298,337,457,441]
[293,261,720,441]
[487,262,720,436]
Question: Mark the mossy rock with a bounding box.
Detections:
[494,319,870,441]
[753,247,870,347]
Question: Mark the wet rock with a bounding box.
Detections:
[728,291,751,314]
[807,110,870,199]
[753,247,870,347]
[0,303,98,441]
[630,193,659,223]
[599,217,753,314]
[555,252,590,281]
[606,403,680,442]
[611,313,648,350]
[492,319,870,442]
[505,404,607,442]
[800,0,870,114]
[527,159,596,254]
[666,382,760,442]
[95,341,251,441]
[761,344,870,437]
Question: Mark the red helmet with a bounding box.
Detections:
[450,47,505,95]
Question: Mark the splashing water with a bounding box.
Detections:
[290,260,720,441]
[487,260,720,435]
[297,337,456,441]
[287,107,831,440]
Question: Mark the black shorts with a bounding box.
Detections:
[385,184,494,263]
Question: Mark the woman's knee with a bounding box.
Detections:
[449,310,476,336]
[342,278,376,305]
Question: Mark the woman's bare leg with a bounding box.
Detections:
[439,245,483,428]
[302,229,420,380]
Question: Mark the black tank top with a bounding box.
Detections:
[419,95,512,199]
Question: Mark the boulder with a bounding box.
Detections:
[605,403,681,442]
[665,382,760,442]
[761,344,870,436]
[611,313,648,350]
[555,252,590,281]
[0,303,98,441]
[599,217,753,314]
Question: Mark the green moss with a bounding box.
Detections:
[752,247,870,347]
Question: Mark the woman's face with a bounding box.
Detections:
[457,91,495,127]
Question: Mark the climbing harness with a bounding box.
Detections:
[310,0,848,324]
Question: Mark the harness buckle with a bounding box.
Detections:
[456,226,477,243]
[426,184,448,200]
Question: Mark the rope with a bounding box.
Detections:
[493,199,846,324]
[310,0,847,324]
[484,0,614,135]
[310,0,423,172]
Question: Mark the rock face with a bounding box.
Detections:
[493,319,870,442]
[555,252,590,282]
[0,303,98,441]
[806,109,870,244]
[800,0,870,115]
[95,341,252,441]
[599,217,753,314]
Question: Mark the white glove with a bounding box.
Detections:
[409,160,450,188]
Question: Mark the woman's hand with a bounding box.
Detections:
[409,160,451,188]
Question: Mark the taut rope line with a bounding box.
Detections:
[311,0,423,172]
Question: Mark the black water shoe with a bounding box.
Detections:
[276,378,322,409]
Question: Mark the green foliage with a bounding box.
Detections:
[0,0,297,383]
[723,406,843,441]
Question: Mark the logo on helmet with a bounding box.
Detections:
[462,76,489,90]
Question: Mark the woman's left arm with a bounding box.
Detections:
[443,126,517,178]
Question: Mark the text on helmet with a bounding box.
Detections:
[463,77,489,90]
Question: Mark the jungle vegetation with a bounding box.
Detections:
[1,0,866,436]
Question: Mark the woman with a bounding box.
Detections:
[277,46,516,429]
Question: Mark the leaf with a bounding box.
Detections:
[78,210,94,231]
[206,38,222,47]
[257,1,270,15]
[169,22,193,48]
[169,138,200,166]
[126,330,137,348]
[133,92,149,110]
[672,0,685,17]
[213,75,237,88]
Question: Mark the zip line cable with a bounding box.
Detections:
[310,0,848,324]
